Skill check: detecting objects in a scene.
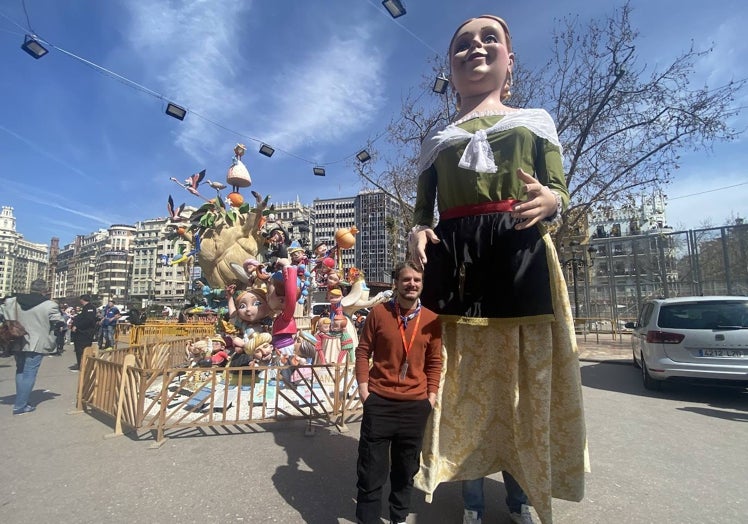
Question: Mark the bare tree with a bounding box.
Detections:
[357,2,746,236]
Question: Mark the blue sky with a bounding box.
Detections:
[1,0,747,246]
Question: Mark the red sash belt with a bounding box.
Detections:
[439,199,519,221]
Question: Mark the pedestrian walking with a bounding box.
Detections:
[0,279,63,415]
[70,294,97,371]
[100,299,121,349]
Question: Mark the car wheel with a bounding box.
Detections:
[641,358,661,391]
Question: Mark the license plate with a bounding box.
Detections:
[698,349,746,358]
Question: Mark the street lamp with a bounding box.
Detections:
[382,0,406,18]
[21,35,49,59]
[433,73,449,94]
[165,102,187,120]
[562,242,597,318]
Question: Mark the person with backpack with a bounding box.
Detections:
[0,279,63,415]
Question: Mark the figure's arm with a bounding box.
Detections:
[409,166,441,269]
[280,266,297,320]
[225,284,237,318]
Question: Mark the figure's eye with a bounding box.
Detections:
[454,39,470,53]
[253,301,262,307]
[484,34,498,44]
[238,303,247,310]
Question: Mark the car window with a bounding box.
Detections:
[658,301,748,329]
[639,303,654,326]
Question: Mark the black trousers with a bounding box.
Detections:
[356,392,432,524]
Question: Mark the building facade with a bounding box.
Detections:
[312,190,409,285]
[355,190,408,284]
[312,196,357,270]
[0,206,49,296]
[586,191,678,321]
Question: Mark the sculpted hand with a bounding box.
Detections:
[409,228,440,270]
[511,169,558,230]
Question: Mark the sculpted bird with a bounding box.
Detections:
[206,179,227,192]
[167,195,186,222]
[185,169,206,196]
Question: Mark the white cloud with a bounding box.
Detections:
[122,1,386,163]
[124,0,253,161]
[260,31,387,152]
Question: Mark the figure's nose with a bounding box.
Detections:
[468,35,483,50]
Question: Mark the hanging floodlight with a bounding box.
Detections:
[259,144,275,157]
[356,150,372,163]
[313,167,326,177]
[433,73,449,94]
[165,103,187,120]
[21,35,48,59]
[382,0,406,18]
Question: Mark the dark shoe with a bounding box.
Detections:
[69,364,80,372]
[13,405,36,415]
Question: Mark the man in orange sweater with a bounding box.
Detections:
[354,261,442,524]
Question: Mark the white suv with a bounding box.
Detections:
[625,296,748,390]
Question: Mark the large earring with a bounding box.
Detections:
[501,70,513,101]
[450,82,462,112]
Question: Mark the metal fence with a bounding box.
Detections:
[561,222,748,328]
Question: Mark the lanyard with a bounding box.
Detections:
[395,301,421,361]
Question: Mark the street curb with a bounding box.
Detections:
[579,358,632,365]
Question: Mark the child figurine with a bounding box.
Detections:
[225,284,271,348]
[327,287,344,321]
[266,266,300,385]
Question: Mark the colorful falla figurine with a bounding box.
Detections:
[226,143,252,194]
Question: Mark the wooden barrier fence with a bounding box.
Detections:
[74,341,363,445]
[120,323,216,346]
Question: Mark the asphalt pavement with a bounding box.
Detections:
[0,335,635,524]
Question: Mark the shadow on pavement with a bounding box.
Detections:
[267,420,518,523]
[270,422,360,523]
[581,361,748,413]
[0,388,61,407]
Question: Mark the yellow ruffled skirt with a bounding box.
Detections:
[415,233,588,524]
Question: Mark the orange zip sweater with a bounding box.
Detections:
[355,301,442,401]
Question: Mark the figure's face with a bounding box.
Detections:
[314,243,328,257]
[332,318,346,332]
[290,250,304,263]
[236,292,269,322]
[255,341,272,358]
[318,321,330,334]
[326,272,340,288]
[395,266,423,303]
[212,340,224,352]
[269,230,284,244]
[449,17,513,100]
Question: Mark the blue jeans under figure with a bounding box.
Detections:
[462,473,529,518]
[102,325,115,348]
[14,351,44,411]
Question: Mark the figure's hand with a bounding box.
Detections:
[409,228,440,270]
[511,169,558,230]
[225,283,236,297]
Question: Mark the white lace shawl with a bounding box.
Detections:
[417,108,563,175]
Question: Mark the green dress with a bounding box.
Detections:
[412,109,587,524]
